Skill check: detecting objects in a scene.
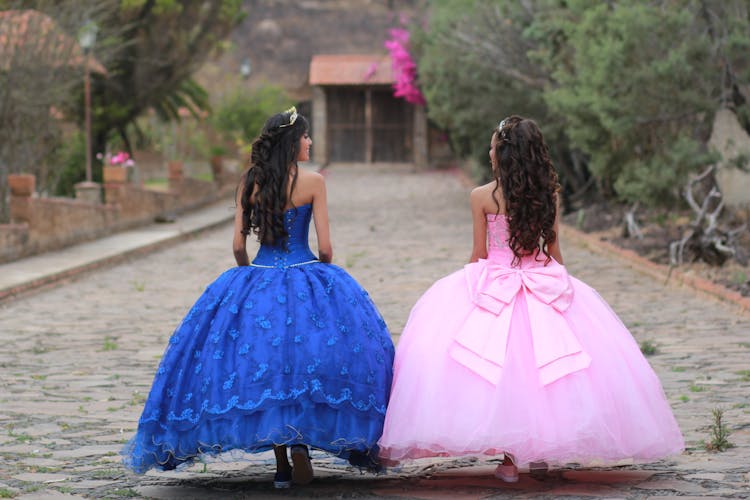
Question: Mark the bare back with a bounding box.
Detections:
[468,180,563,264]
[233,167,333,265]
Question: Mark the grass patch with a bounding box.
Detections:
[192,172,214,183]
[30,466,60,473]
[10,432,33,443]
[102,337,118,351]
[732,271,748,285]
[91,468,121,479]
[110,489,139,497]
[144,178,168,191]
[345,250,368,268]
[689,384,707,392]
[132,280,146,292]
[31,343,48,354]
[671,366,686,372]
[679,395,689,403]
[0,488,16,498]
[706,408,734,452]
[639,340,658,356]
[735,370,750,382]
[129,391,146,406]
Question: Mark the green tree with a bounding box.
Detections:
[0,0,114,221]
[415,0,750,207]
[212,84,290,152]
[83,0,244,172]
[412,0,589,199]
[532,0,746,206]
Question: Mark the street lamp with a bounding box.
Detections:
[78,20,98,184]
[240,58,252,80]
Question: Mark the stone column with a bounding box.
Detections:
[167,160,184,194]
[413,105,428,170]
[75,181,102,204]
[312,86,328,166]
[8,173,35,223]
[365,88,373,163]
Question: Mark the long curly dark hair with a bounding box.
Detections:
[493,115,560,265]
[241,108,308,246]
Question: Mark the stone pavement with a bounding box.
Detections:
[0,164,748,499]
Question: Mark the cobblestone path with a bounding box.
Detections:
[0,165,748,498]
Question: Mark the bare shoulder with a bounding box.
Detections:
[470,183,489,201]
[296,168,323,185]
[301,169,326,193]
[471,181,503,214]
[289,168,324,207]
[470,182,495,201]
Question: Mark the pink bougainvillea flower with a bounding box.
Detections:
[363,62,378,81]
[385,28,426,106]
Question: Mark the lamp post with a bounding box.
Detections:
[240,58,252,80]
[78,21,98,184]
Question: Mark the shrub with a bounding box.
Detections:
[212,85,290,146]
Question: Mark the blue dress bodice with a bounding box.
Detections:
[252,203,318,267]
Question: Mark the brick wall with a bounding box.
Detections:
[0,172,237,264]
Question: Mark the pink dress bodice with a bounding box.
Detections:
[486,213,510,259]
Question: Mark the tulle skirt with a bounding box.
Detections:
[378,259,684,466]
[123,263,394,473]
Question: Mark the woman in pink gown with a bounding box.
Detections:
[378,116,684,482]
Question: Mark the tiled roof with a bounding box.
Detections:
[309,54,393,86]
[0,9,106,74]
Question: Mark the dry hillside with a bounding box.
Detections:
[197,0,422,100]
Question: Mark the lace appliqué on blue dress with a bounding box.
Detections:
[122,204,394,473]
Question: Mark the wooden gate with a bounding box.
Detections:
[327,88,365,162]
[326,87,413,163]
[372,89,412,162]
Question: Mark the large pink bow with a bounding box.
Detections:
[449,260,591,386]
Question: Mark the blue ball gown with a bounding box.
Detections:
[122,203,395,473]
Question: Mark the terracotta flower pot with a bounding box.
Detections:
[8,173,35,197]
[103,166,128,184]
[167,160,183,180]
[210,155,224,179]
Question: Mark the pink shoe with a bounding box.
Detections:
[494,463,519,483]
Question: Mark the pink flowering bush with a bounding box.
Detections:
[97,151,135,167]
[384,28,426,106]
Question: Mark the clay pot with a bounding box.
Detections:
[210,155,224,179]
[103,166,128,184]
[167,160,183,180]
[7,173,35,197]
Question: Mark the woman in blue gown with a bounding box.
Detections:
[122,107,395,488]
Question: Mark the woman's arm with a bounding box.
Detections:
[232,182,250,266]
[469,187,488,263]
[311,172,332,263]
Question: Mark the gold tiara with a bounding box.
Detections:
[278,106,298,128]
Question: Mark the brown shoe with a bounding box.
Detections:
[291,445,313,485]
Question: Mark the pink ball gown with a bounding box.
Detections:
[378,213,684,466]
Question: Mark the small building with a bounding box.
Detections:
[309,54,428,167]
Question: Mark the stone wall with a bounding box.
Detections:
[0,222,29,263]
[0,170,237,264]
